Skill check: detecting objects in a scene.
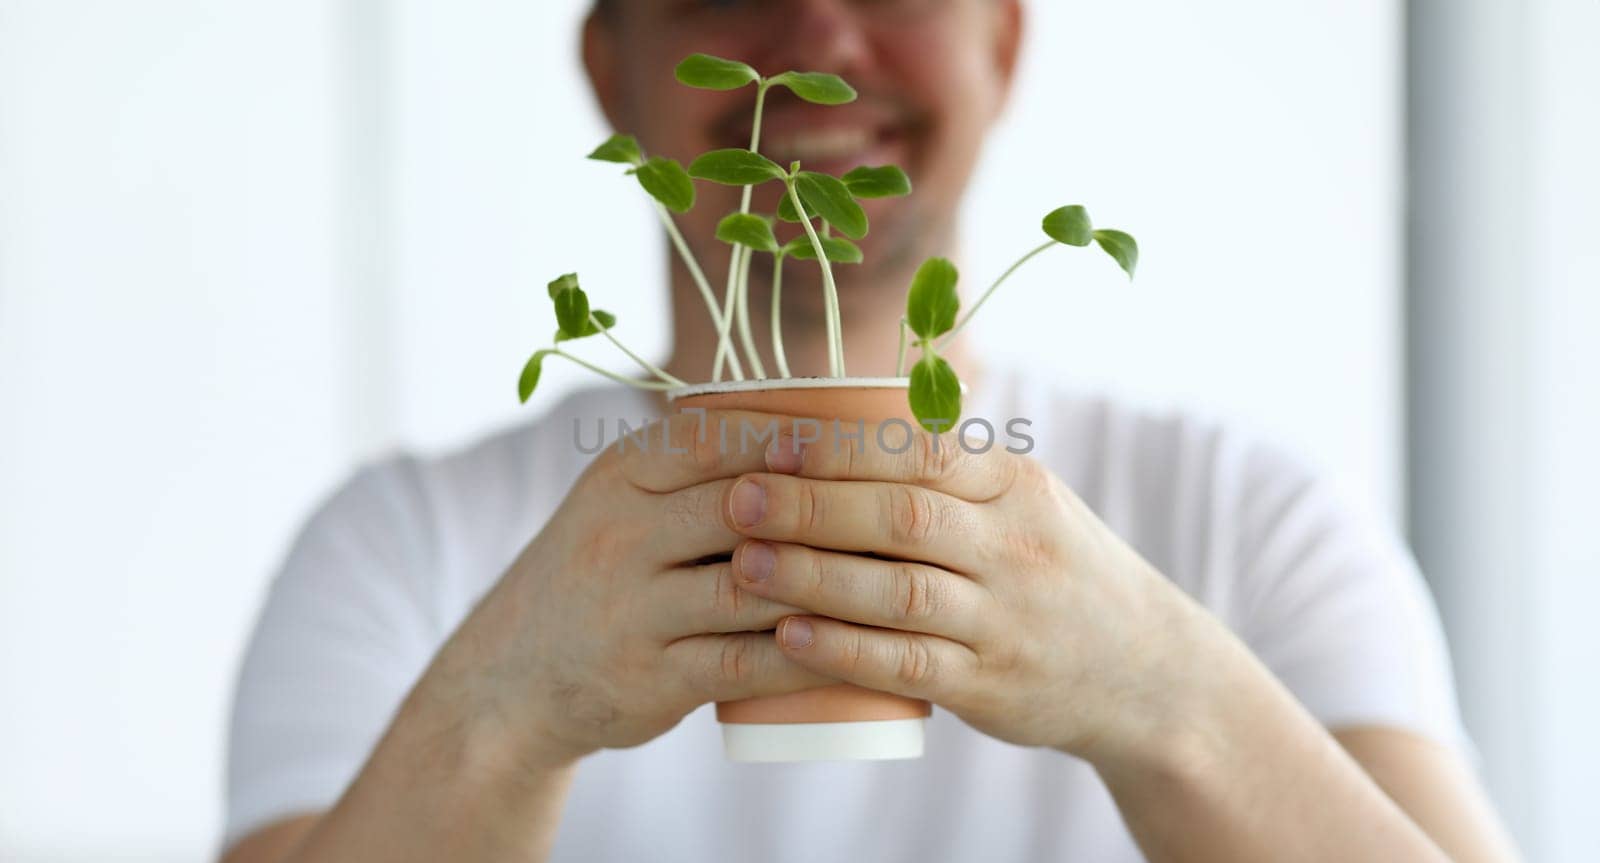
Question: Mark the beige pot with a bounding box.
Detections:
[668,377,934,762]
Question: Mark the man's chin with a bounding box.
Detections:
[761,261,905,322]
[860,210,941,276]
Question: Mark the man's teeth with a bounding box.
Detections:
[766,129,876,163]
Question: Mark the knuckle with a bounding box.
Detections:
[804,549,831,601]
[988,516,1059,573]
[988,637,1026,676]
[1012,455,1053,498]
[911,432,961,485]
[711,563,746,620]
[585,445,628,489]
[1015,526,1062,570]
[611,426,657,488]
[718,637,756,685]
[842,632,869,676]
[891,564,939,624]
[887,485,938,545]
[689,419,724,475]
[798,481,825,535]
[550,677,622,734]
[895,637,936,688]
[839,428,859,477]
[572,523,639,576]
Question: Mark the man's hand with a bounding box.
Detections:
[719,421,1227,766]
[228,411,846,863]
[420,411,839,771]
[715,419,1518,863]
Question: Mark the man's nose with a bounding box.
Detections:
[767,0,874,79]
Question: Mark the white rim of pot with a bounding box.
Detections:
[666,376,914,401]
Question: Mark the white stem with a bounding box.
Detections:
[593,313,686,387]
[713,82,772,382]
[771,253,792,378]
[937,240,1056,351]
[787,182,845,377]
[895,317,910,377]
[658,202,744,380]
[712,255,741,379]
[554,349,677,391]
[734,245,767,378]
[750,82,769,154]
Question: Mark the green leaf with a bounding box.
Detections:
[634,156,695,213]
[587,134,642,166]
[675,53,760,91]
[554,309,617,342]
[1093,228,1139,277]
[776,192,805,223]
[546,272,580,299]
[1042,205,1093,247]
[795,172,868,239]
[905,257,960,340]
[688,149,786,186]
[518,349,554,404]
[715,213,780,253]
[784,235,864,264]
[553,283,591,338]
[769,71,858,105]
[909,354,963,433]
[842,165,912,199]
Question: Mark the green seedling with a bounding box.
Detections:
[901,205,1139,429]
[518,273,684,403]
[675,50,868,381]
[520,53,1139,432]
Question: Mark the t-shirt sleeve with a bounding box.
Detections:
[1228,440,1473,754]
[222,456,442,851]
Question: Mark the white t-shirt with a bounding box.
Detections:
[224,366,1468,861]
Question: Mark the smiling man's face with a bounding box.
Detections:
[584,0,1023,298]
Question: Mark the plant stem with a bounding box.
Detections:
[787,181,846,378]
[553,349,677,391]
[748,81,770,175]
[592,313,686,387]
[895,317,910,377]
[712,256,741,380]
[937,240,1056,351]
[733,245,767,378]
[713,80,773,381]
[771,252,792,378]
[657,202,744,380]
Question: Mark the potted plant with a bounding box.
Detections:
[517,54,1137,762]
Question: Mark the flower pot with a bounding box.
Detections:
[667,377,933,763]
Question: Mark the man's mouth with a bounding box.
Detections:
[765,127,887,167]
[705,96,923,246]
[715,97,915,178]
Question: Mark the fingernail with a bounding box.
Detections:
[729,479,767,528]
[766,435,803,474]
[780,617,814,649]
[739,541,776,583]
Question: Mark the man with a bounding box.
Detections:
[222,1,1520,860]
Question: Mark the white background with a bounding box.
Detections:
[0,1,1590,860]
